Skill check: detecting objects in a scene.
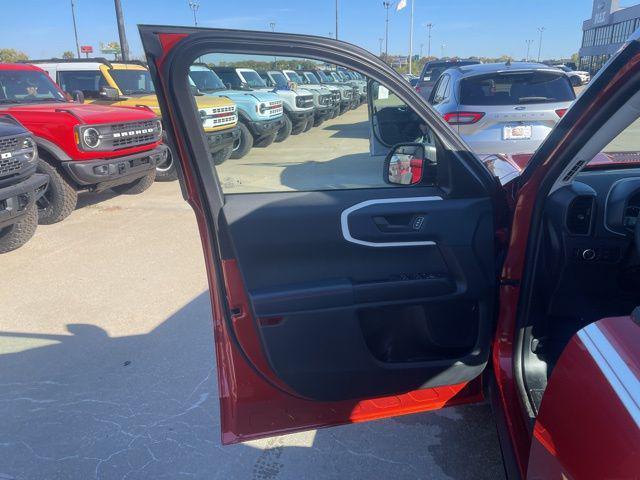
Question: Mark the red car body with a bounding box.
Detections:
[140,25,640,479]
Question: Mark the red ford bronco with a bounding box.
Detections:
[0,63,167,224]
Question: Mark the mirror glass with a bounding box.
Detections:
[387,145,425,185]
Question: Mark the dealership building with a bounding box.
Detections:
[579,0,640,73]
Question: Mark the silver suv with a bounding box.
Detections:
[428,62,576,155]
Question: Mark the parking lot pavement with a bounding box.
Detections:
[0,115,505,480]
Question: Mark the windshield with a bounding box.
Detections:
[316,70,333,83]
[0,69,65,104]
[110,69,155,95]
[239,70,267,88]
[57,70,109,99]
[189,67,226,92]
[330,72,342,82]
[303,72,320,84]
[286,71,304,84]
[268,71,289,88]
[459,71,575,105]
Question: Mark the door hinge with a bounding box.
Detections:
[499,278,520,287]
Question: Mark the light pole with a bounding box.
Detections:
[426,23,433,58]
[379,38,384,56]
[188,1,200,27]
[420,43,423,57]
[70,0,81,58]
[270,22,277,67]
[335,0,339,40]
[441,43,446,59]
[524,39,533,61]
[383,1,392,57]
[408,0,414,75]
[114,0,130,61]
[537,27,545,62]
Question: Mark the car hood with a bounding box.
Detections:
[4,102,157,124]
[214,89,279,102]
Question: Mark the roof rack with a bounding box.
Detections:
[22,58,149,68]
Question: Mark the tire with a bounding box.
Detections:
[275,115,292,143]
[0,203,38,254]
[212,145,233,166]
[254,133,277,148]
[111,170,156,195]
[330,108,338,119]
[230,122,253,159]
[303,117,314,132]
[36,156,78,225]
[155,144,178,182]
[290,118,306,135]
[313,116,324,127]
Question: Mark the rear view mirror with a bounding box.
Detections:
[384,143,425,185]
[71,90,85,104]
[99,86,120,100]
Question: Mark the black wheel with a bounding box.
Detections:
[330,108,338,119]
[36,156,78,225]
[313,116,324,127]
[0,204,38,254]
[155,143,178,182]
[290,119,306,135]
[212,145,233,165]
[302,117,314,132]
[230,122,253,159]
[254,133,277,148]
[275,115,292,143]
[111,170,156,195]
[570,76,581,87]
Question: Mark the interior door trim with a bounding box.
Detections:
[341,196,443,247]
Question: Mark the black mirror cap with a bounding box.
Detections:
[71,90,85,104]
[383,142,426,186]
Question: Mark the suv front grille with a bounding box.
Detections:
[200,105,237,127]
[0,155,22,177]
[0,137,19,154]
[296,95,314,108]
[111,120,160,149]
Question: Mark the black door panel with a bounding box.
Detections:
[221,187,494,400]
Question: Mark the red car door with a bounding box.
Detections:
[140,26,504,444]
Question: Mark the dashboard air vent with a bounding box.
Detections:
[566,196,594,235]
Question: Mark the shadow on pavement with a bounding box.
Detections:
[0,292,504,480]
[323,120,369,140]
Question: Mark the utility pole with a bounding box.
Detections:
[408,0,414,75]
[70,0,81,58]
[383,1,392,57]
[335,0,339,40]
[525,39,533,61]
[189,1,200,27]
[379,38,384,56]
[114,0,129,61]
[270,22,277,67]
[441,43,446,59]
[537,27,545,62]
[426,23,433,58]
[420,43,423,57]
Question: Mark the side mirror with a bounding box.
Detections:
[189,84,201,96]
[71,90,85,104]
[384,143,425,185]
[225,82,232,89]
[99,86,120,100]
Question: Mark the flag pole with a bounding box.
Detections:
[408,0,414,75]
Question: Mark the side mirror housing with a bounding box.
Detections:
[71,90,85,104]
[99,86,120,100]
[189,84,201,96]
[384,143,426,185]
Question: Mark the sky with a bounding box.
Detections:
[2,1,603,61]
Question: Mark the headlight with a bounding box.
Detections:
[21,137,37,162]
[82,127,101,149]
[259,103,268,114]
[156,119,163,137]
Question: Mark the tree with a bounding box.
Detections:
[570,52,579,65]
[0,48,28,63]
[62,51,75,59]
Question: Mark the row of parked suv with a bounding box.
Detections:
[0,59,366,253]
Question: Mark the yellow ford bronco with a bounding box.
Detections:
[33,59,240,181]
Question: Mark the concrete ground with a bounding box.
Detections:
[0,109,505,480]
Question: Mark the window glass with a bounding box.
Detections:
[194,54,440,194]
[0,70,65,103]
[459,71,575,106]
[189,66,226,92]
[268,71,289,88]
[57,70,108,99]
[238,70,267,88]
[109,69,155,95]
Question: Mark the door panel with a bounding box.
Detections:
[140,26,499,443]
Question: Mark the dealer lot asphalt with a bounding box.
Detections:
[0,109,505,480]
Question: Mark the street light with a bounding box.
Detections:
[537,27,545,62]
[426,23,433,58]
[379,37,383,56]
[188,1,200,27]
[383,1,392,57]
[70,0,80,58]
[441,43,446,59]
[525,39,534,61]
[270,23,277,67]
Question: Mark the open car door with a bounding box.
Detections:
[139,26,503,444]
